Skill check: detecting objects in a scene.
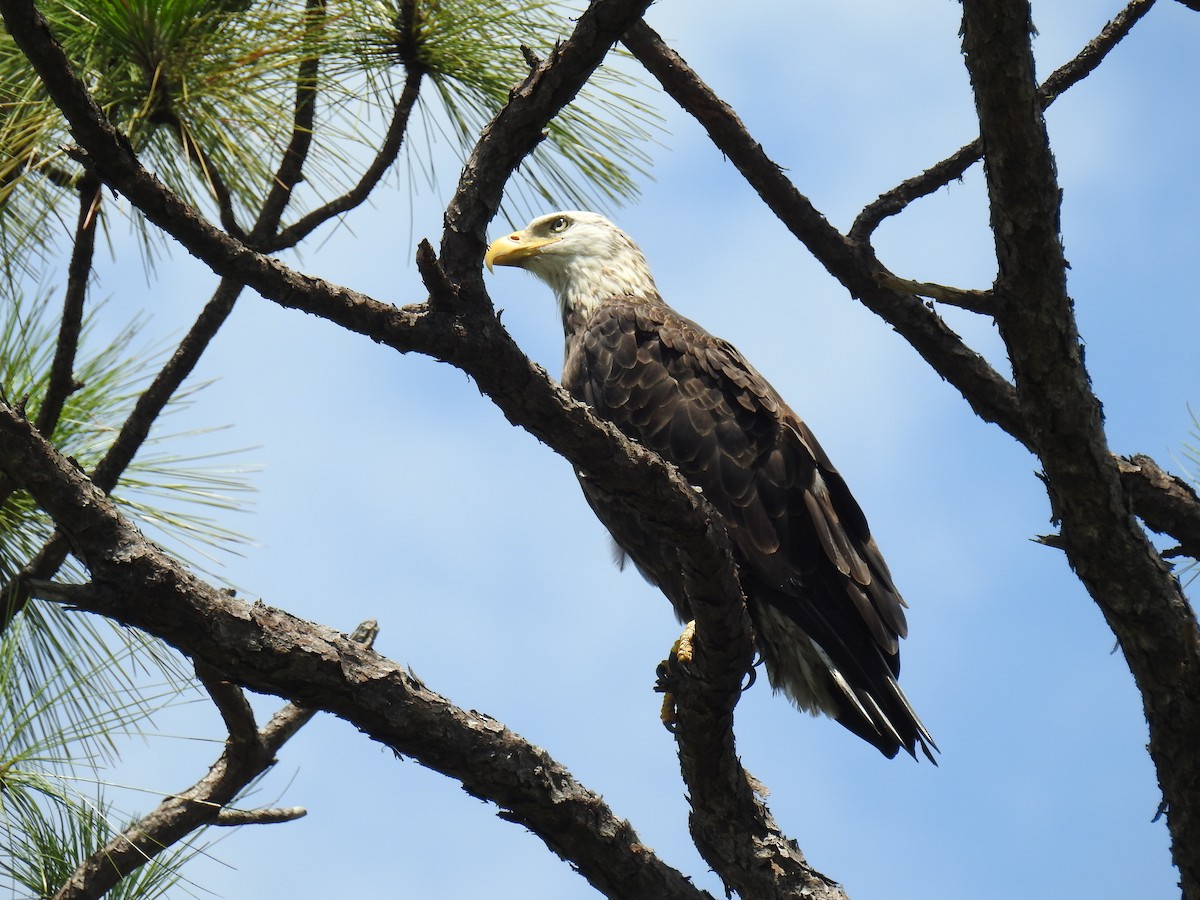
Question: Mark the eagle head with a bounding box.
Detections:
[485,211,660,323]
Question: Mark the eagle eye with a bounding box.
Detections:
[549,216,570,233]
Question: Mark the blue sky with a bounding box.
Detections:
[47,2,1200,898]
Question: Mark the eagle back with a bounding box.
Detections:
[561,297,909,668]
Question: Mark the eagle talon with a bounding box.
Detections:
[655,620,698,730]
[741,664,758,692]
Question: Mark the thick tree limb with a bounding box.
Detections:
[1,405,713,900]
[670,526,848,900]
[960,3,1200,897]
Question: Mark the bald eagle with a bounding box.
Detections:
[485,211,935,761]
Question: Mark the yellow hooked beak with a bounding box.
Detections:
[484,230,561,272]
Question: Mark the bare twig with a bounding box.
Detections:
[851,0,1157,239]
[876,272,994,314]
[214,807,307,826]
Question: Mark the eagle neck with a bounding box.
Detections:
[558,289,660,340]
[538,236,659,338]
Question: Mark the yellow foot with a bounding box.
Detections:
[656,620,697,730]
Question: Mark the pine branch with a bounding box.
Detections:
[0,175,99,509]
[35,174,99,437]
[263,67,423,253]
[669,524,847,900]
[249,0,327,244]
[4,409,713,900]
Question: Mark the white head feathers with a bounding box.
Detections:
[485,211,660,324]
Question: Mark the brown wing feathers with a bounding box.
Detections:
[564,297,934,759]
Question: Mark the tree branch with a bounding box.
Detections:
[195,659,260,748]
[214,807,307,826]
[44,613,378,900]
[621,19,1029,446]
[1120,454,1200,561]
[35,173,99,437]
[851,0,1157,239]
[1037,0,1158,107]
[263,67,423,252]
[0,277,243,631]
[0,174,99,509]
[875,272,994,314]
[249,0,326,245]
[960,3,1200,896]
[2,408,713,900]
[170,113,245,239]
[669,524,848,900]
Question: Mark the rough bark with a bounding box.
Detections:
[0,403,712,900]
[962,3,1200,895]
